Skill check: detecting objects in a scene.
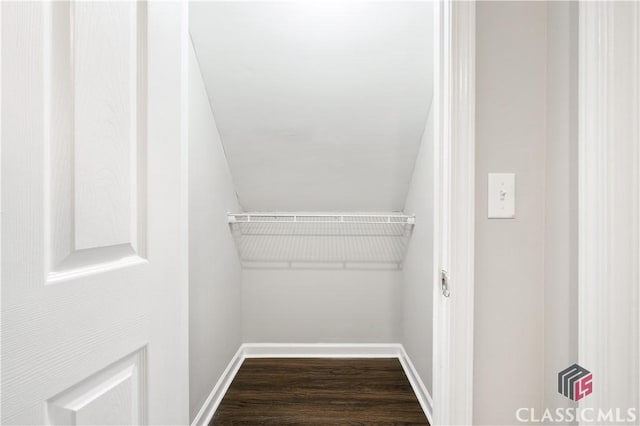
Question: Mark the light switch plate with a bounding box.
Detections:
[488,173,515,218]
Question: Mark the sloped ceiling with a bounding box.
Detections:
[190,1,433,212]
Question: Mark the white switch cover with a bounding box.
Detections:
[488,173,515,218]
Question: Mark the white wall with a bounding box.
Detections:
[474,4,580,424]
[402,104,434,393]
[242,269,401,343]
[188,42,243,421]
[544,1,578,417]
[190,1,433,212]
[474,3,547,424]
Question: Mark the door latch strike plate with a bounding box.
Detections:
[441,270,451,297]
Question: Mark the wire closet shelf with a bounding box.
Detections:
[228,213,416,270]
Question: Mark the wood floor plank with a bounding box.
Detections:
[210,358,429,425]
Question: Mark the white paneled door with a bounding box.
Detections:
[2,2,189,425]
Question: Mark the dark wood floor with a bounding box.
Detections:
[210,358,429,425]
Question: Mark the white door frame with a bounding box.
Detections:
[432,1,476,425]
[578,1,640,421]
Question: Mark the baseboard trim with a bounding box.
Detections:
[191,346,244,426]
[242,342,404,358]
[192,343,433,425]
[398,346,434,424]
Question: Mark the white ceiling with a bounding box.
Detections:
[190,1,433,212]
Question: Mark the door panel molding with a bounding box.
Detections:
[44,1,148,284]
[46,347,147,426]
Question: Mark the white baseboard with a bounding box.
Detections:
[192,343,433,426]
[398,346,434,425]
[242,342,404,358]
[191,346,244,426]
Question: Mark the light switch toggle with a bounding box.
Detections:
[488,173,515,219]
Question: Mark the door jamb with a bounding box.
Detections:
[432,1,476,425]
[577,2,640,420]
